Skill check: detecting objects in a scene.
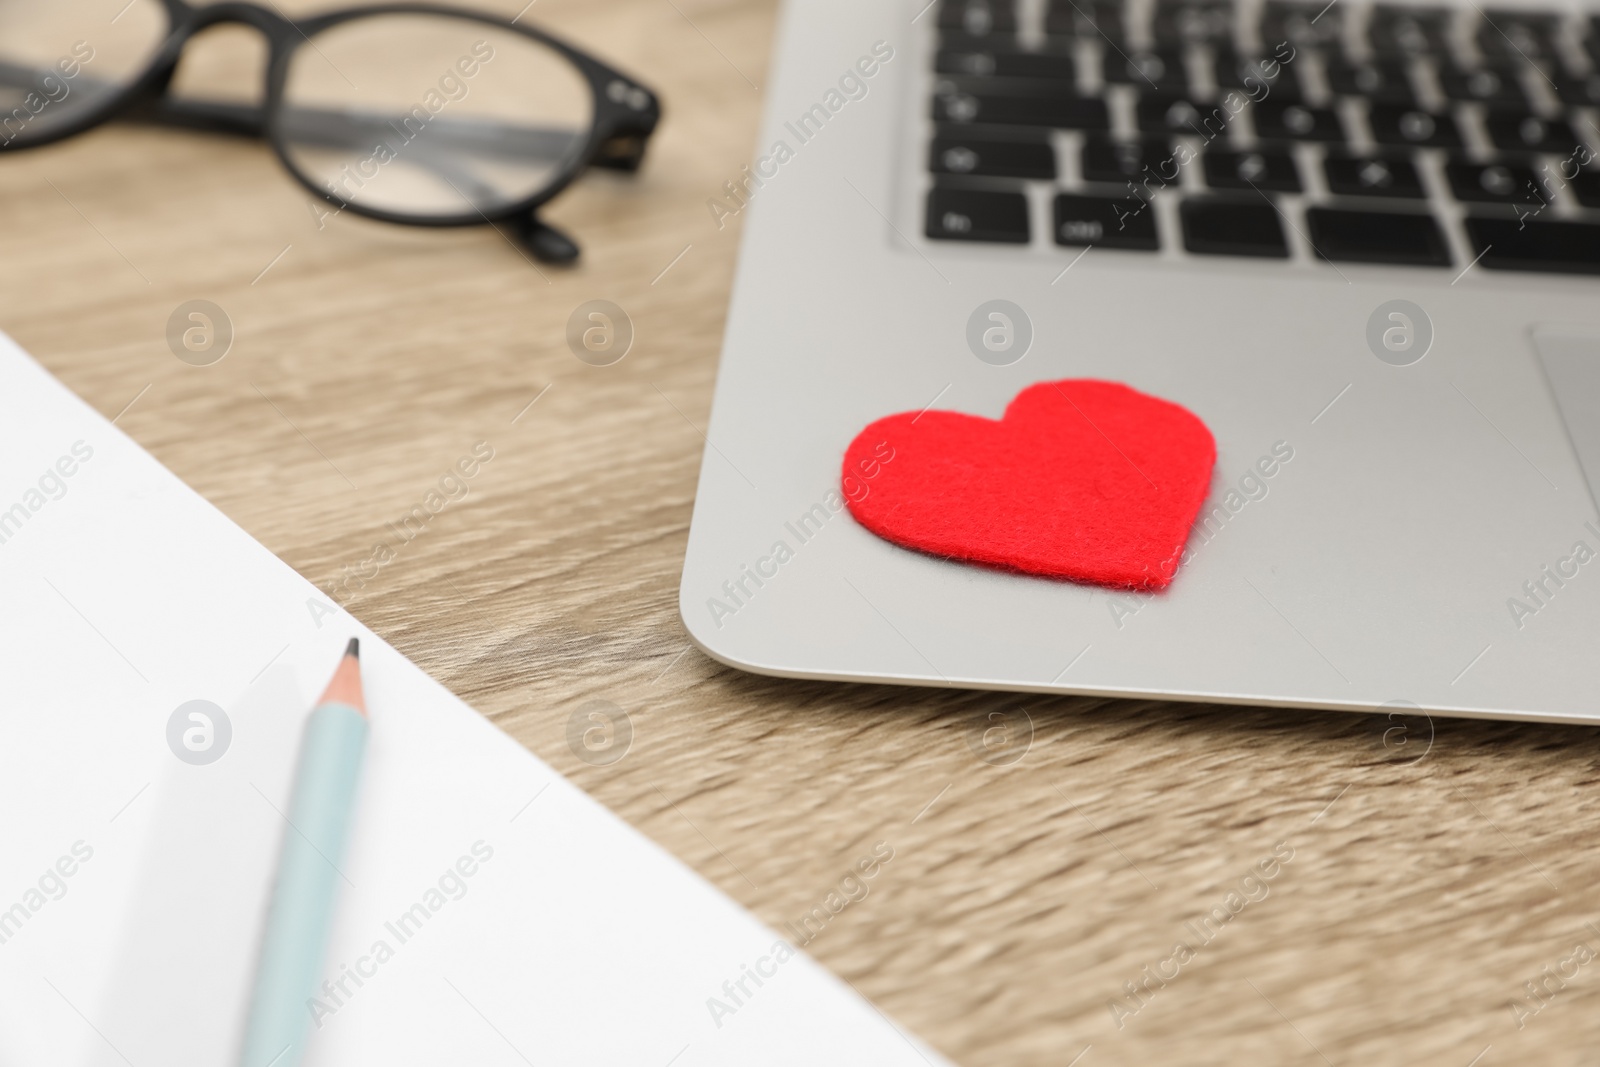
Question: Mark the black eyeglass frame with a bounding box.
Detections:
[3,1,662,261]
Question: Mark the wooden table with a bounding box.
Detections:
[8,2,1599,1063]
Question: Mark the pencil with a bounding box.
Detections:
[239,638,369,1067]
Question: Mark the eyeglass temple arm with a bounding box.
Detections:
[99,56,265,137]
[590,85,662,173]
[0,56,659,179]
[125,94,268,137]
[126,96,592,167]
[125,58,664,165]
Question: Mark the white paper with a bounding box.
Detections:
[0,336,947,1067]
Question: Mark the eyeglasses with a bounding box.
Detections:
[0,2,662,264]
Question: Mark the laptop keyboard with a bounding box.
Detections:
[924,0,1600,274]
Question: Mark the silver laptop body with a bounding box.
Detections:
[682,0,1600,724]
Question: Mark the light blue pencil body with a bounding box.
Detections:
[239,701,368,1067]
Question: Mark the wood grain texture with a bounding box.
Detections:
[6,2,1600,1063]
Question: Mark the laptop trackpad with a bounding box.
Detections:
[1535,332,1600,514]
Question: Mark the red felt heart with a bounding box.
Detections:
[842,379,1215,591]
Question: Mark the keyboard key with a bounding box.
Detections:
[1324,58,1414,103]
[933,88,1110,129]
[1260,1,1344,49]
[1322,153,1425,197]
[930,134,1057,178]
[1152,0,1234,46]
[1253,101,1344,141]
[1213,51,1303,100]
[1475,10,1559,60]
[1180,199,1289,256]
[936,48,1010,77]
[1445,161,1544,203]
[1103,51,1190,93]
[926,186,1031,242]
[1569,171,1600,208]
[1437,63,1527,108]
[1081,136,1175,183]
[938,30,1020,55]
[1203,149,1302,191]
[1553,71,1600,107]
[937,49,1077,80]
[1484,111,1583,156]
[1136,95,1234,137]
[1463,216,1600,274]
[1053,194,1161,249]
[939,0,1018,36]
[1368,105,1461,148]
[1305,207,1451,265]
[1045,0,1126,40]
[1369,5,1450,55]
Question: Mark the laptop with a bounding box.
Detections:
[680,0,1600,724]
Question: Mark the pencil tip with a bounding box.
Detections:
[319,639,366,715]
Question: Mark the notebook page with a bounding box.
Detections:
[0,336,947,1067]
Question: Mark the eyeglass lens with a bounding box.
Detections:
[0,1,169,148]
[278,14,596,218]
